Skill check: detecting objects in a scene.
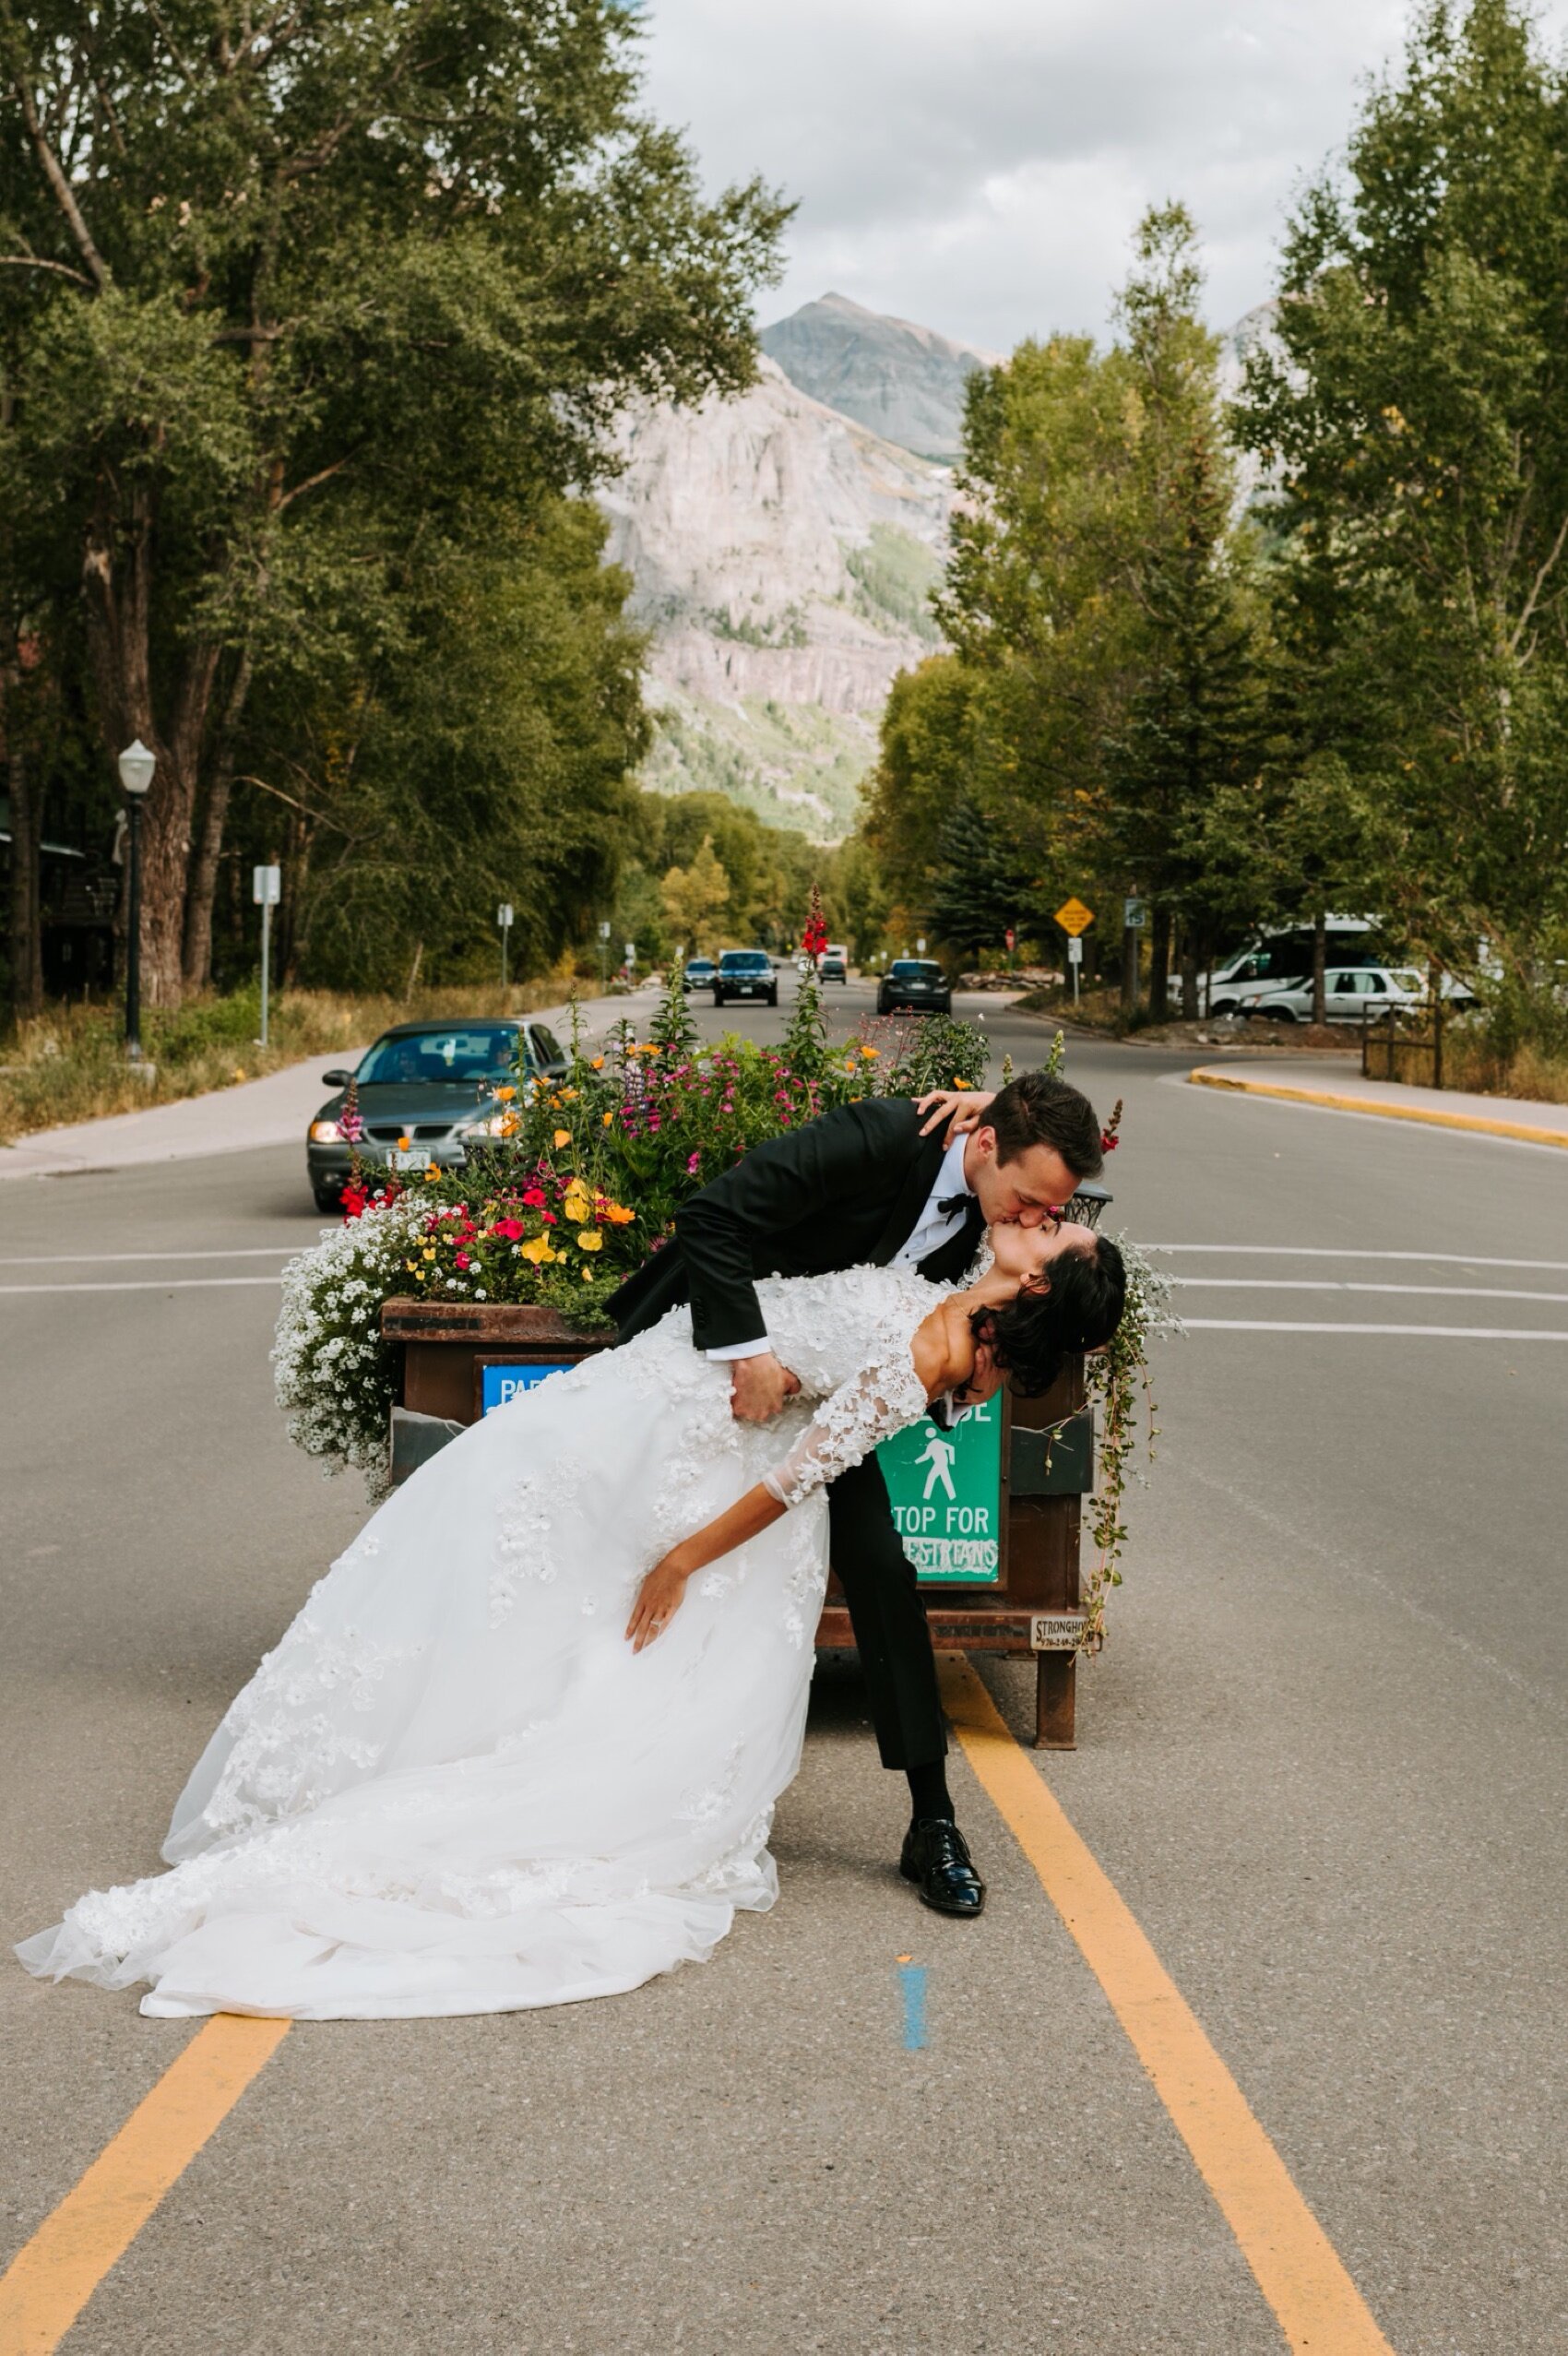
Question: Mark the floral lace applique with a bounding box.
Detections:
[199,1614,428,1839]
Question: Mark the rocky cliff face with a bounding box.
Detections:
[599,354,954,840]
[601,295,1268,847]
[760,292,1000,462]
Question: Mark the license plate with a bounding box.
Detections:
[389,1148,428,1171]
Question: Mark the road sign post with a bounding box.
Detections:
[1121,897,1146,1017]
[1054,898,1094,1008]
[496,902,514,992]
[253,863,280,1046]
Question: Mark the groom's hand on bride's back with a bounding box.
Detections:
[729,1352,801,1423]
[916,1089,994,1144]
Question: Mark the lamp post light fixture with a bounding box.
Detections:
[117,739,156,1059]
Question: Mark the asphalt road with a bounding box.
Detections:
[3,974,1564,2354]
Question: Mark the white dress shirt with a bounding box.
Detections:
[708,1132,974,1362]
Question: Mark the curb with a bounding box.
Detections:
[1187,1066,1568,1150]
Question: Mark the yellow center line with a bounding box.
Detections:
[941,1656,1396,2356]
[0,2013,290,2356]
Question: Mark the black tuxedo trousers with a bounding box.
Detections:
[605,1098,984,1772]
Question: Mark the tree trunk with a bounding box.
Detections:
[1312,910,1326,1026]
[1180,936,1200,1019]
[183,648,255,992]
[81,479,222,1007]
[3,672,44,1019]
[1149,905,1171,1018]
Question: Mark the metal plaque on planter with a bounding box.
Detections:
[876,1394,1003,1586]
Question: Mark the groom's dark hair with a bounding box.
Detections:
[988,1071,1104,1182]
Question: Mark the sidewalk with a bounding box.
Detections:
[0,984,659,1182]
[1188,1055,1568,1150]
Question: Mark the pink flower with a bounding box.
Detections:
[686,1150,702,1174]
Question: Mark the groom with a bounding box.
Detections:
[607,1067,1105,1918]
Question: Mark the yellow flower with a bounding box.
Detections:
[561,1087,577,1101]
[494,1085,516,1102]
[405,1260,419,1273]
[861,1045,879,1059]
[398,1134,412,1151]
[553,1128,572,1148]
[590,1055,604,1070]
[498,1114,519,1138]
[602,1111,614,1127]
[424,1163,441,1182]
[580,1263,595,1280]
[577,1229,603,1252]
[422,1247,436,1261]
[232,1066,246,1082]
[520,1235,553,1265]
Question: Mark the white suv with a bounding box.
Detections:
[1250,967,1428,1023]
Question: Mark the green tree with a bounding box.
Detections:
[1232,0,1568,1003]
[928,793,1037,960]
[0,1,789,1003]
[660,833,731,957]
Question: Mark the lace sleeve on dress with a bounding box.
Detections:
[761,1346,932,1509]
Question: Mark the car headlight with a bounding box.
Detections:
[309,1119,343,1143]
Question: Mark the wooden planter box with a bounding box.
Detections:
[382,1301,1092,1753]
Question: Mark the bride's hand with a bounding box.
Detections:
[626,1548,695,1652]
[916,1089,994,1142]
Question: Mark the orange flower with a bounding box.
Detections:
[590,1055,605,1070]
[601,1111,614,1127]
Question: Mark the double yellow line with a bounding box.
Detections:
[3,1669,1395,2355]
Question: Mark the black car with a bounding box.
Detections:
[713,950,778,1007]
[306,1018,570,1211]
[877,958,952,1016]
[682,958,718,994]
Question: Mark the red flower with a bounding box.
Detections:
[491,1217,526,1242]
[1100,1131,1119,1152]
[521,1185,546,1208]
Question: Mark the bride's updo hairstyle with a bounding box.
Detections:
[968,1235,1127,1398]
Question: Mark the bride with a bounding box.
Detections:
[19,1218,1124,2021]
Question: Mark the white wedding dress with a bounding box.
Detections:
[18,1264,943,2020]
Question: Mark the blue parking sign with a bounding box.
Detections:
[480,1362,575,1414]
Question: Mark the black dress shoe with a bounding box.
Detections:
[900,1818,986,1918]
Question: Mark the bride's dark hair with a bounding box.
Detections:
[967,1235,1127,1398]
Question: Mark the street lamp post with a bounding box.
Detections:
[117,739,156,1060]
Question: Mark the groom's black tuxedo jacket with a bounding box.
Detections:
[606,1096,984,1351]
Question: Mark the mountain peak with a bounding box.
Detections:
[759,293,999,461]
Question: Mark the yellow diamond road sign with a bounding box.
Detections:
[1054,897,1094,936]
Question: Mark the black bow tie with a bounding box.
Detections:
[937,1192,973,1220]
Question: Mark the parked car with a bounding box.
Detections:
[877,958,952,1016]
[682,957,718,994]
[712,949,778,1007]
[306,1018,570,1211]
[1250,967,1429,1024]
[818,947,848,983]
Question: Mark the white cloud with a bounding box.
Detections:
[636,0,1568,346]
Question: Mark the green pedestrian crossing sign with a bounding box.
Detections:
[877,1394,1003,1585]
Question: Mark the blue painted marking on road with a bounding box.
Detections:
[897,1963,928,2052]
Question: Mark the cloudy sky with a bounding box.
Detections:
[637,0,1568,352]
